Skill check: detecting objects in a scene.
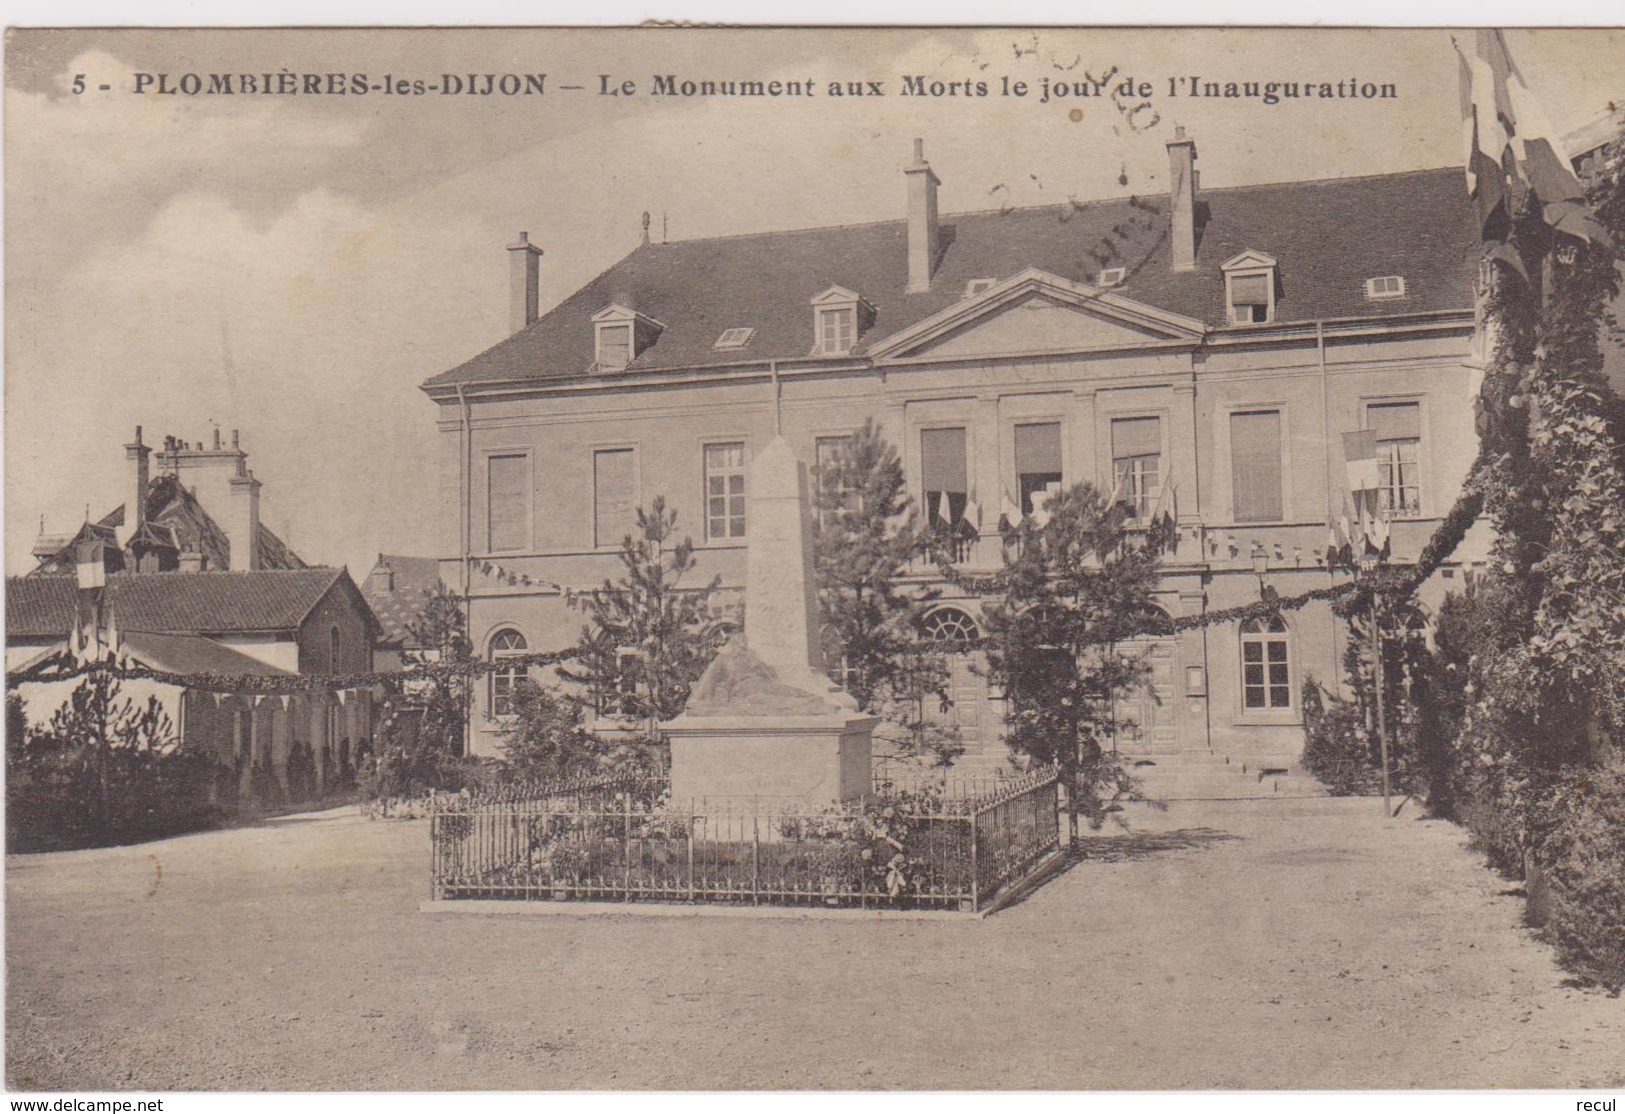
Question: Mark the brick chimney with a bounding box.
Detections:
[1167,127,1199,272]
[904,138,941,294]
[124,425,150,529]
[508,231,543,335]
[226,469,262,571]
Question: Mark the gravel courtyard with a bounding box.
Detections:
[6,795,1621,1091]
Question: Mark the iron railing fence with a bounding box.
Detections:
[429,766,1061,912]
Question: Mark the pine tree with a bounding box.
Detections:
[557,496,729,755]
[953,481,1169,832]
[811,420,958,765]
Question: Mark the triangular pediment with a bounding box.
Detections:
[868,268,1205,363]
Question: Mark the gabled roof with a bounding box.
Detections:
[5,569,362,640]
[423,166,1479,390]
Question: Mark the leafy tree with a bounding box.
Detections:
[952,482,1170,833]
[810,421,959,767]
[557,496,729,753]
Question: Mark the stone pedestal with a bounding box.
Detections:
[666,713,876,808]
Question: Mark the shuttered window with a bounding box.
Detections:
[597,324,632,370]
[1229,273,1272,323]
[1230,410,1283,523]
[487,454,529,552]
[1111,416,1162,519]
[593,448,637,548]
[1015,423,1063,516]
[921,427,968,530]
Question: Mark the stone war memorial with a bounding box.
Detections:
[427,437,1064,913]
[664,436,877,808]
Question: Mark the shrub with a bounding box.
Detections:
[1300,678,1382,795]
[1532,764,1625,991]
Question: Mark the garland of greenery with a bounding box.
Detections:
[5,649,578,696]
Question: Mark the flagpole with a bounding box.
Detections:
[1369,561,1392,817]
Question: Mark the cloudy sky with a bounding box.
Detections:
[6,26,1623,577]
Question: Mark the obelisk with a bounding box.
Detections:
[664,436,874,805]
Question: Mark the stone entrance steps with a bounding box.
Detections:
[1118,748,1328,801]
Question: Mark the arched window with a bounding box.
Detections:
[488,629,527,718]
[1240,615,1291,710]
[922,607,979,649]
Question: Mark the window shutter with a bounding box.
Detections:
[1110,416,1161,460]
[1014,423,1062,475]
[594,448,636,547]
[1231,274,1270,304]
[1367,401,1421,442]
[1230,410,1283,522]
[921,427,968,494]
[487,454,529,551]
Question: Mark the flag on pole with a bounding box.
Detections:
[1457,30,1611,248]
[1029,487,1054,529]
[1344,430,1379,494]
[962,497,981,532]
[999,489,1023,534]
[1325,525,1340,568]
[936,490,951,529]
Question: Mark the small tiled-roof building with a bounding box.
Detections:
[6,568,384,803]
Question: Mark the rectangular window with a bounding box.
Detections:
[921,426,968,531]
[704,442,747,541]
[597,324,632,370]
[1241,639,1292,709]
[818,308,855,354]
[1230,410,1283,523]
[1015,422,1064,516]
[1110,417,1161,519]
[1368,401,1422,516]
[593,448,637,547]
[1229,274,1271,324]
[486,453,529,552]
[815,435,858,523]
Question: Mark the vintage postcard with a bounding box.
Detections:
[5,23,1624,1097]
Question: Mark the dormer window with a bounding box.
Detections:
[591,304,665,373]
[1097,267,1126,288]
[1221,251,1279,326]
[964,278,997,298]
[1364,275,1407,300]
[714,327,755,350]
[810,286,875,357]
[597,324,632,370]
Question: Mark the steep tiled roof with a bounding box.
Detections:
[29,474,306,576]
[424,167,1480,389]
[5,569,351,639]
[362,555,444,648]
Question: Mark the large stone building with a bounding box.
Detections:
[420,132,1488,770]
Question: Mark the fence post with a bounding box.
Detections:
[969,806,980,912]
[686,800,696,902]
[752,810,761,906]
[623,792,632,902]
